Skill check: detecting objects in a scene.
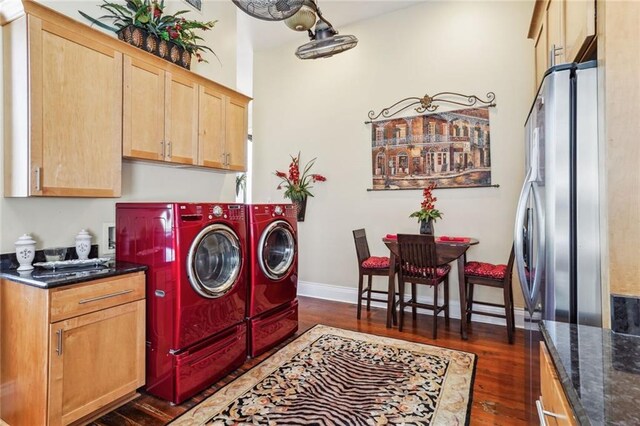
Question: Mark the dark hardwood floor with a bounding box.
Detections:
[92,296,527,425]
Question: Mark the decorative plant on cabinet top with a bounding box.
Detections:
[275,152,326,221]
[79,0,218,69]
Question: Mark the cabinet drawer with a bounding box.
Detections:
[539,344,577,425]
[50,272,145,323]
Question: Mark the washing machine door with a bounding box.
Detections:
[259,220,296,280]
[187,223,241,298]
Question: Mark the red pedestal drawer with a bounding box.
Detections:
[174,323,247,404]
[248,300,298,358]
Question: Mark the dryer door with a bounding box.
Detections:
[258,220,296,280]
[187,224,241,298]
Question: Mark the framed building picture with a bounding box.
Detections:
[370,106,493,190]
[183,0,201,11]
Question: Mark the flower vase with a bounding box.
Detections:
[420,218,435,235]
[294,197,307,222]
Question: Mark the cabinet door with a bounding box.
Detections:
[165,72,198,165]
[123,56,165,162]
[547,0,565,66]
[564,0,595,61]
[48,300,145,426]
[225,97,248,172]
[198,85,226,168]
[534,19,548,90]
[30,17,122,197]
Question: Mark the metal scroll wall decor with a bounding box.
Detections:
[366,92,498,190]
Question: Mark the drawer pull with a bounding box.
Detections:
[78,289,133,304]
[56,329,63,356]
[536,399,567,426]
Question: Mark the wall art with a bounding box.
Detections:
[370,106,494,190]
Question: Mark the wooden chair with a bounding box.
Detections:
[396,234,450,339]
[464,245,516,343]
[352,229,396,322]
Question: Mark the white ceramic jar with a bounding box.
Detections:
[15,234,36,271]
[75,229,92,260]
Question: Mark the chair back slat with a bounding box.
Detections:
[397,234,439,280]
[352,229,371,265]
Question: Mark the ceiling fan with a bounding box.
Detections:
[232,0,358,60]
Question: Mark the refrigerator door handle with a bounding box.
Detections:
[529,183,546,312]
[514,169,536,313]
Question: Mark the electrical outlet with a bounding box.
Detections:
[101,222,115,256]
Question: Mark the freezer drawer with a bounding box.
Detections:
[174,323,247,404]
[248,300,298,358]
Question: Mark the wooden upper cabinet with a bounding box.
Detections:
[225,97,249,172]
[564,0,596,62]
[528,0,596,91]
[4,14,122,197]
[165,72,199,165]
[123,56,165,162]
[198,84,249,172]
[198,85,226,169]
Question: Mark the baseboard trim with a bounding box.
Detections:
[298,280,525,329]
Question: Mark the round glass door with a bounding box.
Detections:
[187,224,241,298]
[259,221,296,280]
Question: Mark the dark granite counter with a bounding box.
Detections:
[540,320,640,425]
[0,261,147,288]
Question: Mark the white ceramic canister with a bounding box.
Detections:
[75,229,92,260]
[15,234,36,271]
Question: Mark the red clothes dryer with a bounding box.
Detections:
[246,204,299,357]
[116,203,247,404]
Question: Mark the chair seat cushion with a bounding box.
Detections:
[465,261,507,280]
[402,263,451,278]
[361,256,390,269]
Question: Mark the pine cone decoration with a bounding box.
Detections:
[181,51,191,69]
[131,27,144,47]
[170,45,181,63]
[145,34,157,53]
[158,40,169,58]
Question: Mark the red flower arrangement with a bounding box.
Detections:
[409,182,443,222]
[275,152,326,202]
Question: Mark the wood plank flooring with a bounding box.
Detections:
[92,296,527,425]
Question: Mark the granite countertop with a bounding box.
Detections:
[0,260,147,288]
[540,320,640,425]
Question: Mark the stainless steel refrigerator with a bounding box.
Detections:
[514,61,602,424]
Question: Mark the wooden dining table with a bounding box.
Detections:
[383,236,479,340]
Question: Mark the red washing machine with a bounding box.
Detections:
[116,202,247,404]
[246,204,299,357]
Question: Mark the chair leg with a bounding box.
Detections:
[391,274,398,326]
[398,277,406,332]
[510,282,516,333]
[366,275,373,311]
[466,279,474,324]
[432,283,438,339]
[504,282,515,344]
[357,273,364,320]
[412,283,417,321]
[444,276,450,325]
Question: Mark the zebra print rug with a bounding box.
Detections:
[171,325,476,425]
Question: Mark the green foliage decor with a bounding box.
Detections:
[79,0,217,63]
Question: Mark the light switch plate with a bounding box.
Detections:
[101,222,115,256]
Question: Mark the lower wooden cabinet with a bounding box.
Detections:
[0,272,145,426]
[539,344,577,426]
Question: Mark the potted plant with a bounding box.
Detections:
[275,152,326,221]
[409,182,443,235]
[79,0,218,69]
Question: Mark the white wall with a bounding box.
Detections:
[253,1,533,306]
[0,1,245,252]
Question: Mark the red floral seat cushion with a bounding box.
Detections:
[361,256,390,269]
[402,263,451,278]
[464,261,508,280]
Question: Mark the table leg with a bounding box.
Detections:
[458,253,468,340]
[386,252,397,328]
